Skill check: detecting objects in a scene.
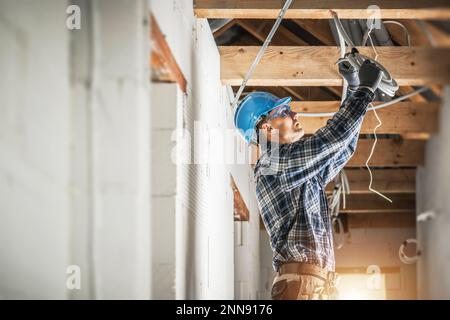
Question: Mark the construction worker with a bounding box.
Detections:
[234,60,385,300]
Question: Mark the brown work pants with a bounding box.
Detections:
[271,273,335,300]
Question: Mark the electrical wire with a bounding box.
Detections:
[332,216,346,250]
[364,25,392,203]
[331,11,399,98]
[367,27,379,61]
[328,170,350,249]
[231,0,293,112]
[365,106,393,203]
[399,239,421,264]
[331,12,402,203]
[383,20,411,47]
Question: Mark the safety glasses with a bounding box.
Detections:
[267,104,292,120]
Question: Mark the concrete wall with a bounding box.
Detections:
[259,231,277,300]
[0,0,71,299]
[232,159,261,300]
[176,18,235,299]
[151,0,261,299]
[0,0,152,299]
[0,0,261,300]
[150,83,179,299]
[417,86,450,299]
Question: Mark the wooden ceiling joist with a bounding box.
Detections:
[250,139,424,167]
[220,46,450,86]
[195,0,450,20]
[261,211,416,230]
[292,19,335,45]
[339,193,415,213]
[325,169,416,194]
[348,139,424,167]
[346,212,416,229]
[291,101,440,135]
[236,19,308,45]
[213,19,238,38]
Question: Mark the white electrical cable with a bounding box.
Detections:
[332,216,346,250]
[399,239,421,264]
[383,20,411,47]
[331,11,399,98]
[231,0,293,112]
[328,170,350,249]
[366,25,379,61]
[365,107,393,203]
[364,25,392,203]
[331,12,405,203]
[334,13,348,104]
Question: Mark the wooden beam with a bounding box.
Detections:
[346,212,416,229]
[213,19,237,38]
[220,46,450,86]
[325,169,416,194]
[336,266,401,274]
[236,19,308,45]
[194,0,450,20]
[292,19,335,45]
[424,22,450,47]
[231,175,249,221]
[290,101,440,135]
[251,139,424,167]
[151,14,187,92]
[339,194,415,213]
[348,139,425,167]
[398,86,427,103]
[385,21,446,98]
[261,211,416,230]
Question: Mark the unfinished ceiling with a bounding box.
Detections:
[195,0,450,247]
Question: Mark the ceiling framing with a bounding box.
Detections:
[197,0,450,229]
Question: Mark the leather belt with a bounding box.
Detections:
[278,262,332,281]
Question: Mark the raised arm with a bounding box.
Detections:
[283,88,374,187]
[317,88,374,184]
[281,61,383,189]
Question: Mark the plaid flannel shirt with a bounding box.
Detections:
[254,88,375,272]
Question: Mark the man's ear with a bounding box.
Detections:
[260,122,272,132]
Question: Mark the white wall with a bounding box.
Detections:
[0,0,261,300]
[0,0,71,299]
[176,18,235,299]
[0,0,152,299]
[259,231,277,300]
[151,0,261,299]
[71,0,152,299]
[150,83,180,299]
[417,86,450,299]
[231,149,261,300]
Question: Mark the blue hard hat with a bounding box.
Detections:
[234,92,292,145]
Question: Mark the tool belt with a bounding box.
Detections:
[276,262,338,299]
